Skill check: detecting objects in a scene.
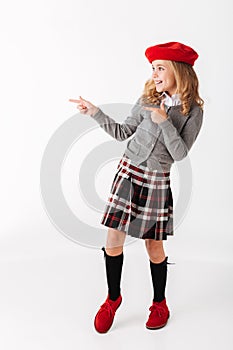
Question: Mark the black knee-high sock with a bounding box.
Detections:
[102,247,124,301]
[149,257,168,302]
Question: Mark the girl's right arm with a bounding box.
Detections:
[69,96,144,141]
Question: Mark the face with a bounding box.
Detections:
[151,60,177,96]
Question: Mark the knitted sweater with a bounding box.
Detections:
[90,97,203,172]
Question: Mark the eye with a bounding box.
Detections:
[158,67,164,71]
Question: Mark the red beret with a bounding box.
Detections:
[145,41,199,66]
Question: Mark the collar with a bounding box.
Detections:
[161,91,181,107]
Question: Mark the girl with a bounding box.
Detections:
[69,41,204,333]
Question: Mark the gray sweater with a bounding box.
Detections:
[90,97,203,172]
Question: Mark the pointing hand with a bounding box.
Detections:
[143,99,167,124]
[69,96,99,117]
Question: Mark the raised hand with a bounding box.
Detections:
[143,99,168,124]
[69,96,99,117]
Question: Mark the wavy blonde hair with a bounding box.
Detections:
[140,60,204,116]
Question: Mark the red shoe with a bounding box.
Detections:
[146,298,170,329]
[94,294,122,333]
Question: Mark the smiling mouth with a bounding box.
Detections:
[155,80,163,85]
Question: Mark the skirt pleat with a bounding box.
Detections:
[100,153,174,240]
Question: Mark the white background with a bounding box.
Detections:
[1,0,233,349]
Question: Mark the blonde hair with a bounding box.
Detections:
[140,60,204,116]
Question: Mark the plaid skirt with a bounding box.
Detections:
[100,153,174,240]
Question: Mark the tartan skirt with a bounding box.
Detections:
[100,153,174,240]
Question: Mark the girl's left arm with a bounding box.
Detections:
[158,107,204,161]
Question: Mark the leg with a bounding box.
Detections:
[105,228,126,256]
[103,228,126,300]
[94,228,125,333]
[145,239,166,263]
[145,239,168,302]
[145,239,170,329]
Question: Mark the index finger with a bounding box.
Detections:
[143,107,158,111]
[69,99,81,103]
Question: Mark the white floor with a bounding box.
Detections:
[1,230,233,350]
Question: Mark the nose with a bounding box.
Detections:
[152,70,157,78]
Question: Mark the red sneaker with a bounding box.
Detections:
[146,298,170,329]
[94,294,122,333]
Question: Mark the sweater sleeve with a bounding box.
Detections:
[158,106,204,161]
[89,98,144,141]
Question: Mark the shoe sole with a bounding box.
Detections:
[94,299,122,334]
[146,313,170,330]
